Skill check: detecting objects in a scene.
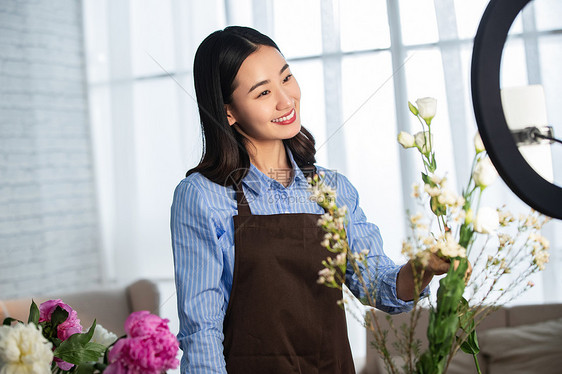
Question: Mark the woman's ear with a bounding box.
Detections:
[225,105,237,127]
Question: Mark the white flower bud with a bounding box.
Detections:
[474,132,485,153]
[473,207,500,234]
[397,131,416,149]
[473,157,498,188]
[414,131,433,154]
[416,97,437,123]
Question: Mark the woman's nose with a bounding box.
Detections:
[276,88,293,110]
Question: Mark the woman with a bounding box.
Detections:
[171,26,449,373]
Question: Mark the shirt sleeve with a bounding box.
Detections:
[171,180,227,373]
[336,173,428,314]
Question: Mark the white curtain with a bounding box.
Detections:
[82,0,562,365]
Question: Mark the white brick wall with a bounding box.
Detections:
[0,0,101,298]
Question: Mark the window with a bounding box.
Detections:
[83,0,562,367]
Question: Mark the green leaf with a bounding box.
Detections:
[3,317,23,326]
[430,196,446,216]
[51,306,69,329]
[458,297,475,333]
[28,300,40,325]
[53,320,106,365]
[408,101,419,116]
[421,172,431,185]
[76,362,96,374]
[76,362,107,374]
[460,330,480,355]
[54,341,106,365]
[459,224,474,249]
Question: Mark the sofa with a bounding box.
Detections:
[0,279,160,336]
[362,303,562,374]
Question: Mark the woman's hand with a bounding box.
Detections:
[425,253,472,282]
[426,253,472,281]
[397,254,472,302]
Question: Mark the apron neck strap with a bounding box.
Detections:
[236,188,252,216]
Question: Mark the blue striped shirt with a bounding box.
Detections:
[171,147,419,373]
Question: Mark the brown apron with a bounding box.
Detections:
[223,184,356,373]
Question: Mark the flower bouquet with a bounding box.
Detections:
[0,299,179,374]
[308,97,550,374]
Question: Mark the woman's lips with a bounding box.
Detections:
[271,108,296,125]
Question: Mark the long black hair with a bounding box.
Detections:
[186,26,317,187]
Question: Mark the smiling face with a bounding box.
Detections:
[225,46,302,145]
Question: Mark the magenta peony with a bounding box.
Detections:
[124,310,169,338]
[39,299,83,341]
[105,311,179,374]
[39,299,83,370]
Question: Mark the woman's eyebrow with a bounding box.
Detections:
[248,64,290,94]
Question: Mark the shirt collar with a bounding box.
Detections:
[242,145,308,196]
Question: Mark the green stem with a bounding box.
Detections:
[473,353,482,374]
[464,154,479,197]
[427,123,433,157]
[476,189,483,213]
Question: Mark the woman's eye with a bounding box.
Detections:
[257,90,270,98]
[283,74,293,83]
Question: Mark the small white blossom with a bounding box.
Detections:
[437,188,458,206]
[409,212,423,225]
[416,250,432,267]
[318,267,336,284]
[430,175,445,185]
[498,233,512,247]
[529,233,550,250]
[422,236,435,246]
[533,248,549,271]
[453,209,466,224]
[430,233,466,258]
[424,184,441,197]
[401,241,414,258]
[412,184,422,198]
[334,253,346,266]
[498,210,514,226]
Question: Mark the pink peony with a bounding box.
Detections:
[124,311,169,338]
[39,299,83,370]
[39,299,83,341]
[105,311,179,374]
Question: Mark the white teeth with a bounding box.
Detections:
[272,109,295,123]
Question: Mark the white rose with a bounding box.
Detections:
[414,131,433,154]
[474,132,485,153]
[473,157,498,188]
[416,97,437,123]
[397,131,415,148]
[473,207,500,234]
[0,323,53,374]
